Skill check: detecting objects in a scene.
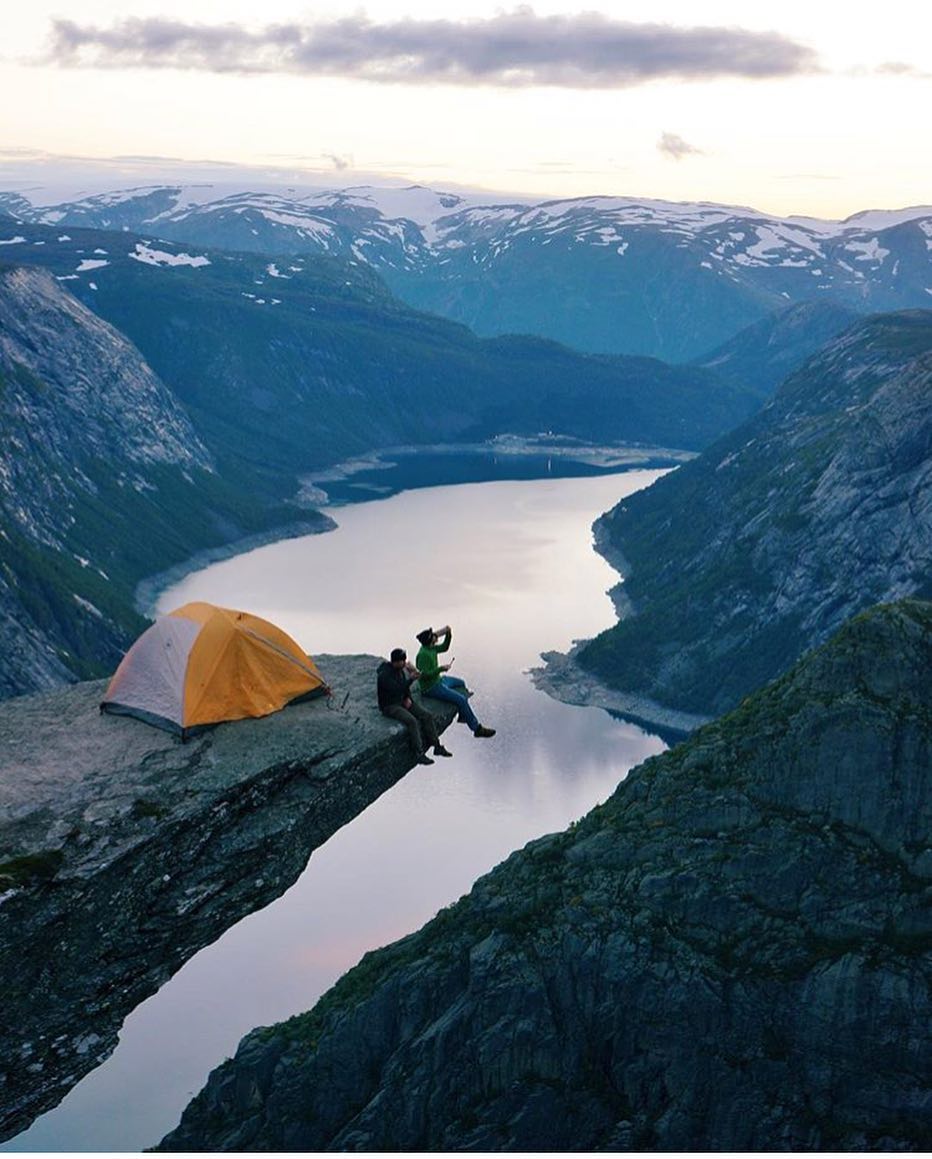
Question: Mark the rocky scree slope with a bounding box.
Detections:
[159,599,932,1152]
[578,310,932,718]
[0,656,455,1143]
[0,265,315,697]
[4,185,931,360]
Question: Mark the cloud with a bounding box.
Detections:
[874,60,931,78]
[657,132,703,161]
[323,153,352,171]
[45,11,819,88]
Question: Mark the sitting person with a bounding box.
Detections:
[376,647,453,766]
[415,625,495,739]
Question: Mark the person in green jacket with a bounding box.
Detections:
[415,625,495,738]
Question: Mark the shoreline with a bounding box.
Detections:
[592,512,638,618]
[136,438,691,617]
[532,470,709,741]
[134,514,336,617]
[302,434,694,489]
[530,645,710,742]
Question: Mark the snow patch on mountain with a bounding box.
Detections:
[845,238,890,263]
[750,225,824,259]
[129,243,210,267]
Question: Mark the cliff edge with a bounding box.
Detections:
[0,654,453,1143]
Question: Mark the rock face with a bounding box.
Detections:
[0,265,321,697]
[577,310,932,718]
[158,601,932,1152]
[0,655,454,1143]
[0,265,205,692]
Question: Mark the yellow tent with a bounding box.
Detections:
[101,602,328,737]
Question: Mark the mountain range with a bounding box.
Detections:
[1,185,926,704]
[3,183,930,360]
[0,218,756,468]
[0,216,767,698]
[578,309,932,718]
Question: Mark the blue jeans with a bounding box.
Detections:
[423,675,479,732]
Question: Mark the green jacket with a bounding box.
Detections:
[416,630,451,692]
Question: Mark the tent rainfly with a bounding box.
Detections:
[101,602,328,737]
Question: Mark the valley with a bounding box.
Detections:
[0,173,929,1153]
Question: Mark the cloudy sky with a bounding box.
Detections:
[2,0,930,217]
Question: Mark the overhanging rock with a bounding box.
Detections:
[0,653,454,1143]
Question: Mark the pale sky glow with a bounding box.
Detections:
[1,1,930,217]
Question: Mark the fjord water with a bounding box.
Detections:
[8,468,666,1152]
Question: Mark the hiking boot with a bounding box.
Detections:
[473,725,496,738]
[433,744,453,758]
[417,753,435,765]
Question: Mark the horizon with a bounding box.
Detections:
[2,154,930,225]
[2,2,930,220]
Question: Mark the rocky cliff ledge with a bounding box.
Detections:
[161,601,932,1152]
[532,643,710,742]
[0,655,453,1143]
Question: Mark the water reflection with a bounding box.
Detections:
[7,470,666,1152]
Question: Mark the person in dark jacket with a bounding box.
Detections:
[377,647,452,766]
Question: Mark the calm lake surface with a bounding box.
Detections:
[9,466,667,1152]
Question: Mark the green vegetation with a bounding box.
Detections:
[0,446,304,691]
[130,798,168,821]
[0,850,64,889]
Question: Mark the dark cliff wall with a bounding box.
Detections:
[161,601,932,1152]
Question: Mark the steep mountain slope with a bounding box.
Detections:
[4,184,930,359]
[578,310,932,716]
[693,299,863,396]
[159,599,932,1152]
[0,266,307,695]
[0,220,758,466]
